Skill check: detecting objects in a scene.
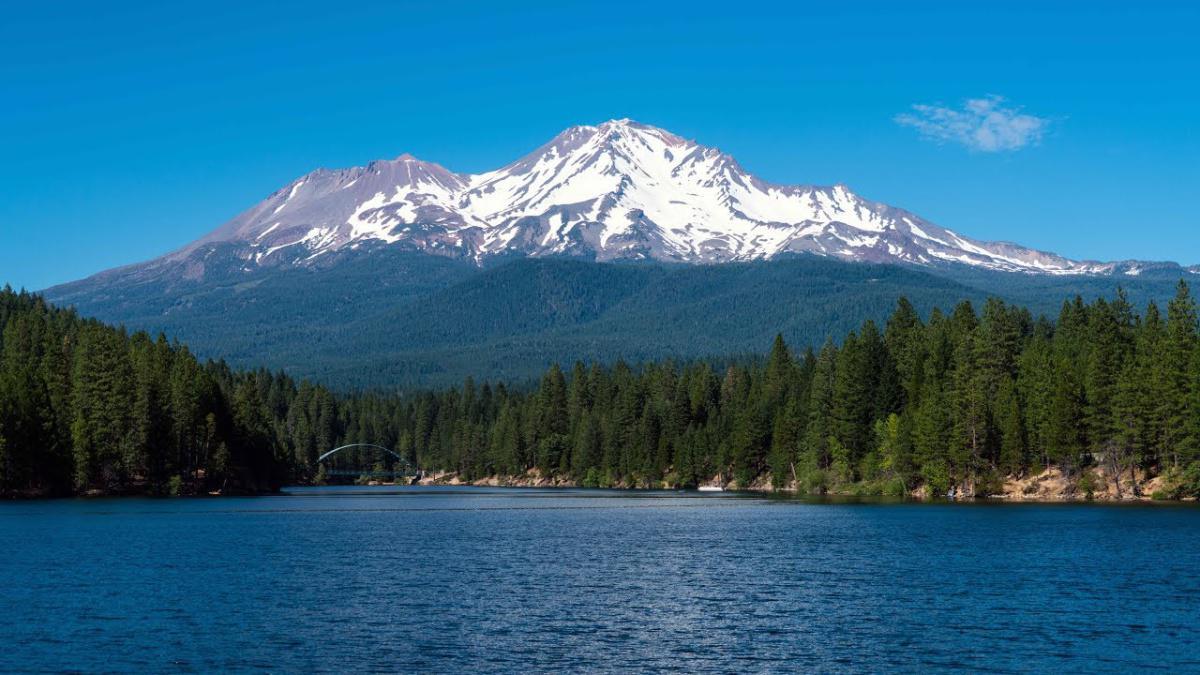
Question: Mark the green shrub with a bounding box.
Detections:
[922,460,950,499]
[1076,471,1100,500]
[881,477,908,498]
[1152,463,1200,500]
[800,468,829,495]
[974,470,1005,498]
[1174,463,1200,498]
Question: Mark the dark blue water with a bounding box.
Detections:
[1,487,1198,673]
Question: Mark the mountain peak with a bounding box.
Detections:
[578,117,650,131]
[596,118,690,145]
[595,117,664,132]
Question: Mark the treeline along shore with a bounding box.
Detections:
[3,282,1200,500]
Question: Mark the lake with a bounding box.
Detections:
[1,487,1198,672]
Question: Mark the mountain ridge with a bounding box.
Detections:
[120,119,1196,281]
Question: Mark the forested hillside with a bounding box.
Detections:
[47,254,1193,388]
[5,283,1200,498]
[344,283,1200,498]
[0,289,289,496]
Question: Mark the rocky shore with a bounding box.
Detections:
[399,465,1192,502]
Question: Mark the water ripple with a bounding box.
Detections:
[1,488,1198,672]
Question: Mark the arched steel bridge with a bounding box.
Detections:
[316,443,422,480]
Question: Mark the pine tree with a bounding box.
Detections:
[69,325,134,490]
[995,377,1025,474]
[730,400,768,485]
[768,399,803,488]
[1186,347,1200,467]
[885,297,925,407]
[567,361,590,435]
[1084,298,1123,454]
[1163,281,1197,467]
[0,375,12,490]
[1047,352,1086,472]
[950,327,989,480]
[1018,328,1055,468]
[1112,360,1146,494]
[763,333,795,406]
[803,339,838,474]
[914,364,952,494]
[571,411,602,478]
[1139,302,1169,465]
[488,404,522,475]
[832,331,872,469]
[534,364,569,471]
[230,377,278,490]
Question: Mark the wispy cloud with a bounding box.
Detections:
[895,96,1049,152]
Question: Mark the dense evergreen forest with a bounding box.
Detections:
[3,283,1200,498]
[46,254,1190,388]
[0,288,289,496]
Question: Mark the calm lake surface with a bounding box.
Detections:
[1,487,1198,673]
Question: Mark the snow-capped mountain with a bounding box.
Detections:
[164,119,1185,276]
[44,121,1199,387]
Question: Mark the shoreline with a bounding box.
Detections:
[318,477,1195,504]
[6,466,1193,503]
[385,465,1191,503]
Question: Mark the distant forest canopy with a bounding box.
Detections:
[44,253,1195,389]
[3,282,1200,498]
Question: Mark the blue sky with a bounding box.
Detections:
[1,0,1197,290]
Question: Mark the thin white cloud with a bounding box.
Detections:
[896,96,1049,152]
